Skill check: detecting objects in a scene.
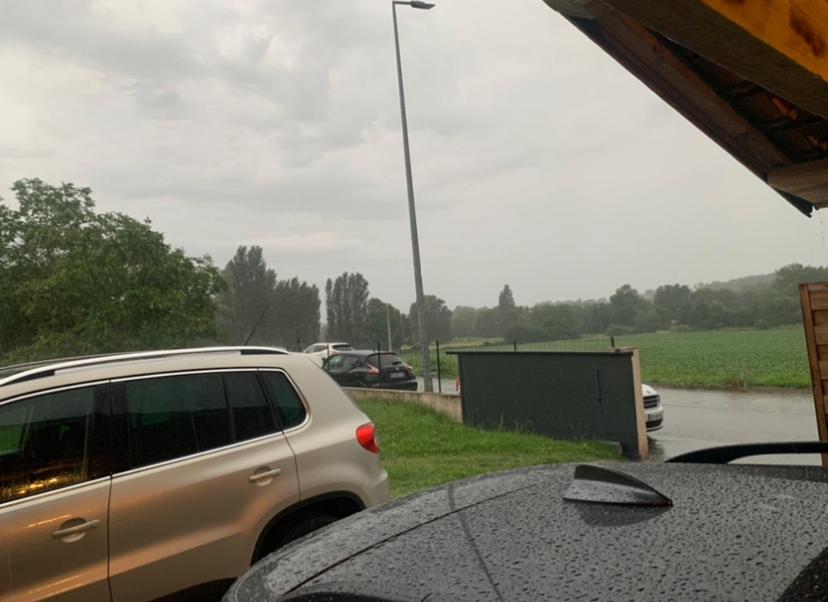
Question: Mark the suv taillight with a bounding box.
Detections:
[356,422,380,454]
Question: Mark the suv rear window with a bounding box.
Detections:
[261,371,307,429]
[224,372,277,442]
[366,354,404,368]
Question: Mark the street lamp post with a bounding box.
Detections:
[392,0,435,392]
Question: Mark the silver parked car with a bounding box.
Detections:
[0,346,388,601]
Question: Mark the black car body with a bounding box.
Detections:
[323,350,417,391]
[226,459,828,601]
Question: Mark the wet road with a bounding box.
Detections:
[649,387,820,465]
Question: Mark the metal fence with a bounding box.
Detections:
[397,336,627,393]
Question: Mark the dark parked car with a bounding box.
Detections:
[323,350,417,391]
[226,444,828,601]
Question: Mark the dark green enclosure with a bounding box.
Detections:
[451,350,645,458]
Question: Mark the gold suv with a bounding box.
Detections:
[0,347,389,601]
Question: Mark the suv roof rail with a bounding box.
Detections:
[0,346,290,388]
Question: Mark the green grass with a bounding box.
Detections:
[357,398,618,498]
[613,327,809,389]
[507,328,809,389]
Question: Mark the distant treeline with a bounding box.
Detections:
[450,266,819,343]
[0,178,823,364]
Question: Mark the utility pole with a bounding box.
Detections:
[392,0,435,391]
[386,304,393,351]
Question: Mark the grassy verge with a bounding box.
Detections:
[357,398,618,498]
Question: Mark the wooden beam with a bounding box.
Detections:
[699,0,828,82]
[599,0,828,120]
[799,283,828,466]
[568,9,791,175]
[768,157,828,207]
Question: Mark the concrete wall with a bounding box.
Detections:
[343,387,463,423]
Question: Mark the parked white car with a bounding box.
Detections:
[302,342,354,366]
[642,383,664,431]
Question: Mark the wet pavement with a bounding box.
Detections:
[648,387,820,465]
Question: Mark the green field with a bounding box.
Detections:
[357,398,618,498]
[403,327,810,389]
[612,327,809,389]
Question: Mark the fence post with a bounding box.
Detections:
[610,335,616,348]
[436,339,442,393]
[296,338,301,352]
[513,340,518,352]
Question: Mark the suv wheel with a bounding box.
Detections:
[254,513,337,563]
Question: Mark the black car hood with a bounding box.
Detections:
[226,463,828,601]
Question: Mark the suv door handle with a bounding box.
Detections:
[249,467,282,483]
[52,518,100,542]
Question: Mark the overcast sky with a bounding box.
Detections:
[1,0,826,310]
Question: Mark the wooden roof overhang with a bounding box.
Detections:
[542,0,828,216]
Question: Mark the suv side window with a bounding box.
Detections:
[223,372,277,442]
[124,373,231,469]
[261,371,307,429]
[0,385,107,504]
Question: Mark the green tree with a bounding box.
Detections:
[773,263,828,296]
[497,284,517,336]
[364,298,404,350]
[0,178,222,361]
[653,284,692,326]
[325,272,370,344]
[450,306,479,339]
[531,303,581,340]
[410,295,452,343]
[216,246,277,345]
[273,277,321,349]
[609,284,648,329]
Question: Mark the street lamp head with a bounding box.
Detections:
[409,1,435,8]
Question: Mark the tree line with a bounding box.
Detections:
[450,266,820,343]
[0,178,449,362]
[1,178,823,364]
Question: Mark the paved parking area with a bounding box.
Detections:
[648,387,820,465]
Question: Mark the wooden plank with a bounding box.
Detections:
[812,310,828,326]
[627,347,649,461]
[598,0,828,120]
[814,325,828,345]
[809,290,828,310]
[768,157,828,207]
[568,9,792,177]
[800,283,828,466]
